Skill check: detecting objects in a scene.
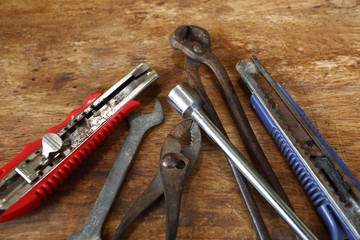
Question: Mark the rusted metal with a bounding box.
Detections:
[168,82,318,240]
[170,25,269,240]
[170,25,297,239]
[247,54,358,208]
[237,56,360,240]
[112,119,201,240]
[67,99,164,240]
[184,45,271,240]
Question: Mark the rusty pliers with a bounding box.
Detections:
[112,119,201,240]
[169,25,298,240]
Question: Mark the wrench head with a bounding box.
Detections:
[66,226,101,240]
[127,98,164,129]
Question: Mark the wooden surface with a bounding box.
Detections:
[0,0,360,239]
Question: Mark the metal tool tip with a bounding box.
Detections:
[149,98,165,124]
[167,83,203,118]
[132,63,150,78]
[236,60,259,75]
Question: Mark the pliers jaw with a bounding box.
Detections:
[160,119,201,172]
[170,25,210,49]
[159,119,201,240]
[169,25,212,62]
[112,119,201,240]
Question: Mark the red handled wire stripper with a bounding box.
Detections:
[0,63,158,223]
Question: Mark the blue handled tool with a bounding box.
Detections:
[236,56,360,240]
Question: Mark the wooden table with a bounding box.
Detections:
[0,0,359,239]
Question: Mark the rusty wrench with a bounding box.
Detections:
[112,119,201,240]
[67,99,164,240]
[170,25,297,239]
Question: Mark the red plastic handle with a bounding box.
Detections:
[0,93,140,223]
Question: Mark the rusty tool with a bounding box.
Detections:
[112,119,201,240]
[236,56,360,240]
[67,99,164,240]
[170,25,297,239]
[168,83,318,240]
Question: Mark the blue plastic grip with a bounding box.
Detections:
[250,90,356,240]
[278,84,360,190]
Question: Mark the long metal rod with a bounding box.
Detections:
[191,109,317,240]
[205,54,296,210]
[184,58,270,239]
[168,83,318,240]
[170,25,296,239]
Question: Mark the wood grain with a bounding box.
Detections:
[0,0,359,239]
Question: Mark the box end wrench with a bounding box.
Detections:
[67,98,164,240]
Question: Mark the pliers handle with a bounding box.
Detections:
[112,119,201,240]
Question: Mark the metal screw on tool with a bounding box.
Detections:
[162,154,177,168]
[193,43,205,54]
[42,133,63,158]
[167,83,318,240]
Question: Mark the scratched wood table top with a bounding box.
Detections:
[1,0,360,239]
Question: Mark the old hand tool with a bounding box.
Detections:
[67,98,164,240]
[170,25,296,239]
[112,119,201,240]
[170,25,269,240]
[168,83,318,240]
[0,63,158,223]
[236,56,360,240]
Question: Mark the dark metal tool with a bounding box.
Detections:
[236,56,360,240]
[170,25,296,239]
[112,119,201,240]
[67,99,164,240]
[168,83,318,240]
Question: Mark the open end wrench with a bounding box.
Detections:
[67,98,164,240]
